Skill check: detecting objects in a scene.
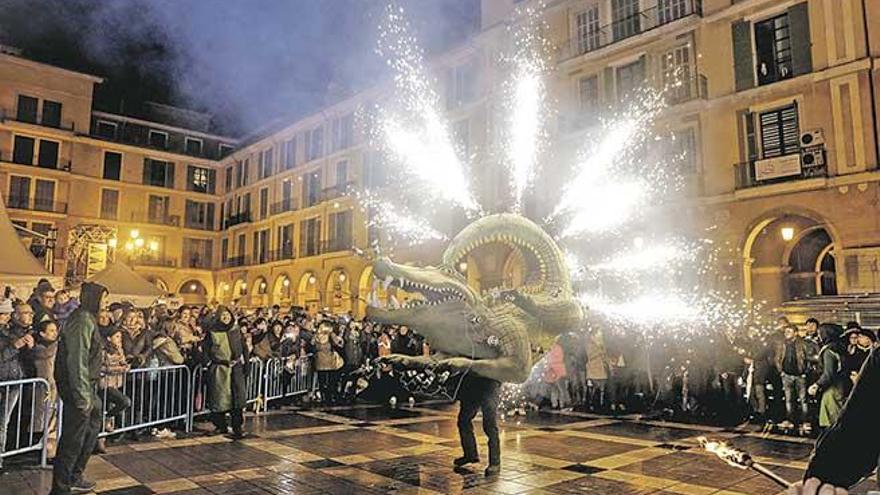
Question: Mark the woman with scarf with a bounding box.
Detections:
[204,306,249,438]
[808,323,849,430]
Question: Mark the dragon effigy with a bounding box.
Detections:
[367,213,584,383]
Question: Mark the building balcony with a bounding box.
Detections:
[322,238,353,254]
[320,181,357,202]
[558,0,702,62]
[129,212,182,227]
[224,212,252,228]
[181,253,213,270]
[734,146,827,190]
[0,108,76,132]
[183,219,215,231]
[132,256,177,268]
[270,198,299,216]
[0,150,72,171]
[4,195,67,214]
[222,255,250,269]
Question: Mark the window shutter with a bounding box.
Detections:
[208,169,216,194]
[603,67,614,103]
[166,162,175,188]
[143,158,151,184]
[186,166,195,191]
[788,3,812,76]
[207,203,215,229]
[744,111,757,161]
[732,20,754,91]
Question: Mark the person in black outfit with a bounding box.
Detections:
[793,346,879,493]
[452,372,502,477]
[50,282,108,495]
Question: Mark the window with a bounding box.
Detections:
[453,119,470,158]
[280,179,295,212]
[225,166,234,193]
[283,137,296,170]
[364,151,388,189]
[219,143,234,158]
[100,189,119,220]
[575,6,601,54]
[446,61,477,109]
[184,137,203,156]
[259,187,269,220]
[237,233,246,257]
[16,95,38,123]
[185,200,215,230]
[41,101,62,128]
[37,140,59,168]
[659,0,689,25]
[187,165,214,193]
[148,195,170,223]
[303,171,322,207]
[616,59,645,101]
[611,0,640,41]
[103,152,122,180]
[221,238,229,262]
[34,179,55,211]
[235,159,249,187]
[331,114,354,152]
[148,130,168,149]
[661,44,693,102]
[755,13,792,86]
[259,148,273,179]
[95,120,117,140]
[278,224,294,258]
[669,128,697,174]
[578,75,599,114]
[143,158,175,188]
[335,161,349,190]
[305,127,323,161]
[328,210,352,251]
[759,103,800,158]
[253,229,269,264]
[183,238,213,269]
[8,176,30,209]
[299,217,321,257]
[12,135,35,165]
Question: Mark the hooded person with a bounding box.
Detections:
[203,305,250,438]
[808,323,849,429]
[51,282,108,495]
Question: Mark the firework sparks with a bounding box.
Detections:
[581,292,700,325]
[697,437,792,488]
[507,68,544,211]
[360,194,447,246]
[375,6,480,213]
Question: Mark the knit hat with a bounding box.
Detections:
[0,299,13,314]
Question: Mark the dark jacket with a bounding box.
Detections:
[805,347,879,488]
[0,324,24,381]
[204,307,250,412]
[816,342,848,393]
[54,283,106,410]
[774,336,808,375]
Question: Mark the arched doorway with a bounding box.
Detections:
[326,268,352,315]
[356,266,389,318]
[232,278,248,304]
[272,273,292,306]
[251,276,269,307]
[743,212,838,307]
[297,272,321,314]
[179,280,208,305]
[150,277,169,293]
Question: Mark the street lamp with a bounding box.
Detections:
[780,227,795,241]
[123,229,160,261]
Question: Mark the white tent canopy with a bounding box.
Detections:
[0,196,61,295]
[84,262,164,307]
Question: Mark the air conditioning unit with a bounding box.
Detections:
[800,129,824,147]
[801,146,826,174]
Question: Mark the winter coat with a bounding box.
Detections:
[204,317,249,412]
[53,299,79,327]
[21,337,57,382]
[342,328,365,368]
[0,324,25,381]
[100,345,128,389]
[805,347,879,487]
[54,282,106,410]
[122,326,152,368]
[391,333,420,356]
[314,329,343,371]
[816,343,848,427]
[253,332,281,360]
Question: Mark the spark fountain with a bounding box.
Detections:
[697,436,793,489]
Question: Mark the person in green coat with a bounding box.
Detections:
[204,306,249,438]
[50,282,108,495]
[808,323,849,429]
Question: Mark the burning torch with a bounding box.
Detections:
[697,436,792,489]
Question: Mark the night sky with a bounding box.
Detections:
[0,0,480,136]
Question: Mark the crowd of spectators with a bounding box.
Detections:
[2,279,879,470]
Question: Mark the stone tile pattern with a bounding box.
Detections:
[2,403,876,495]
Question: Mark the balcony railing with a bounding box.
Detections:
[270,198,299,216]
[734,146,827,190]
[182,253,213,270]
[0,150,72,171]
[4,196,67,214]
[224,212,252,228]
[320,181,357,202]
[129,212,181,227]
[558,0,701,61]
[322,238,353,254]
[132,256,177,268]
[184,219,215,231]
[222,255,249,269]
[0,108,76,132]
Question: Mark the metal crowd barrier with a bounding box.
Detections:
[97,365,192,438]
[261,356,313,413]
[245,358,264,407]
[0,378,53,468]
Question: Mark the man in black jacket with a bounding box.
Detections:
[50,282,108,495]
